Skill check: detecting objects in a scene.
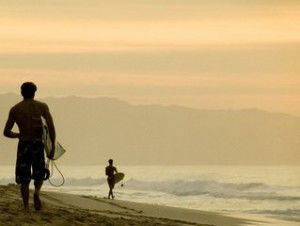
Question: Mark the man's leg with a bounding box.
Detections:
[108,186,112,199]
[111,182,115,199]
[33,180,43,211]
[20,183,30,211]
[16,141,31,211]
[34,179,43,195]
[107,178,112,199]
[109,187,113,199]
[32,142,45,211]
[111,188,114,199]
[34,180,43,195]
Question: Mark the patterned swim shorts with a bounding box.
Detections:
[15,141,45,184]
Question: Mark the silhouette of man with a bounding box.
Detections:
[105,159,118,199]
[3,82,56,211]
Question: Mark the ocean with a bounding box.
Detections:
[1,165,299,225]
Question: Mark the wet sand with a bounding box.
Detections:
[0,184,260,226]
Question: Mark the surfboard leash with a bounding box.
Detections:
[45,159,65,187]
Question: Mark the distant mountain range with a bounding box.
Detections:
[1,93,299,165]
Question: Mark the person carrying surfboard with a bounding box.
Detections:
[3,82,56,212]
[105,159,118,199]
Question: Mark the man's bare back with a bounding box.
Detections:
[7,99,53,141]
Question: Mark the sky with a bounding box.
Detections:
[0,0,299,115]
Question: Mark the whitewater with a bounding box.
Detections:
[1,165,299,224]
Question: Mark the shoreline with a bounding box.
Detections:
[0,184,252,226]
[0,184,294,226]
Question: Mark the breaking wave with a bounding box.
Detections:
[1,176,299,201]
[124,179,300,201]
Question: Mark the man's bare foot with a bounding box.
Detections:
[34,193,42,211]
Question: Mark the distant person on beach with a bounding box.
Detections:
[3,82,56,211]
[105,159,118,199]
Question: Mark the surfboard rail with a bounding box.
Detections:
[41,117,66,160]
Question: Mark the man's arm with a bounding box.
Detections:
[3,109,19,139]
[43,104,56,159]
[114,167,118,174]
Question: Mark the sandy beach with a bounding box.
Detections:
[0,184,268,226]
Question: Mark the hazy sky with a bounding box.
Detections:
[0,0,299,115]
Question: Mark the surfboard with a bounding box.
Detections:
[114,172,125,184]
[41,117,66,160]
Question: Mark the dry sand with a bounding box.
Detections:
[0,184,262,226]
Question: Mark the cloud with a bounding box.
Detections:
[1,1,300,53]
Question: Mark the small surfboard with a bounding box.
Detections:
[42,117,66,160]
[114,172,125,184]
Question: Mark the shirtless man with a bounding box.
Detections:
[105,159,118,199]
[3,82,56,211]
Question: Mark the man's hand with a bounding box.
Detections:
[9,132,20,139]
[3,130,20,139]
[47,146,55,160]
[3,109,19,139]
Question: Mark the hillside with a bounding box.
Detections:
[1,93,299,165]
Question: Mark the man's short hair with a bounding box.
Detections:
[21,82,37,98]
[108,159,113,165]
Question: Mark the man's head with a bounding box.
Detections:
[108,159,113,165]
[21,82,37,99]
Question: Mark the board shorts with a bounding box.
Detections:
[15,141,45,184]
[107,176,115,189]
